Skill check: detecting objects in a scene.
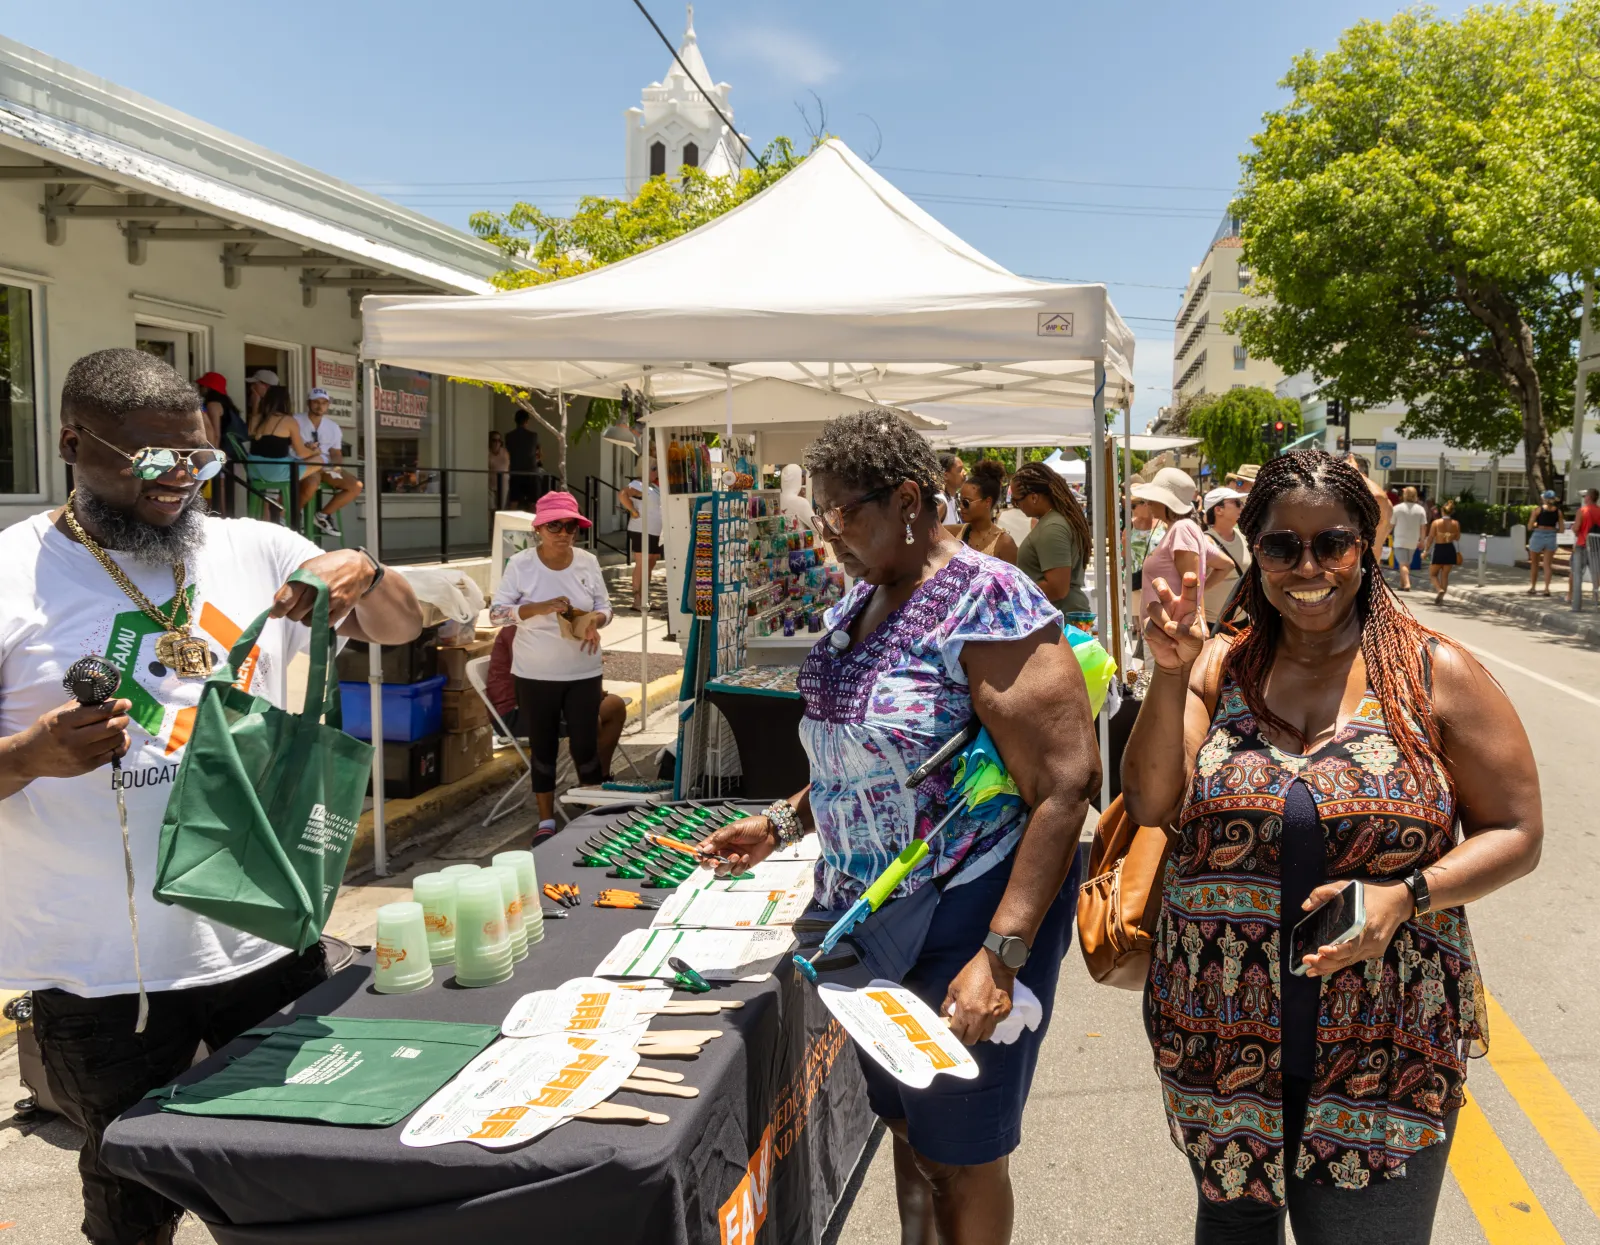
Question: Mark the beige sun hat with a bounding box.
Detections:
[1130,466,1199,515]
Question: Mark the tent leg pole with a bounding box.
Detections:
[362,359,388,877]
[639,374,654,736]
[1122,402,1134,678]
[1092,363,1110,811]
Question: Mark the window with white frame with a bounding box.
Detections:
[1233,345,1248,370]
[0,281,40,496]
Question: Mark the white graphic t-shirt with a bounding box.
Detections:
[0,513,325,995]
[293,413,343,465]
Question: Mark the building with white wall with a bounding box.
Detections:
[624,6,745,197]
[1171,213,1283,404]
[0,34,517,561]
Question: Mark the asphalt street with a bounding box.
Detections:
[1,598,1594,1244]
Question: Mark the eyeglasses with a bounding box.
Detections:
[1254,527,1363,573]
[956,496,977,510]
[541,520,581,535]
[809,485,894,537]
[70,423,226,482]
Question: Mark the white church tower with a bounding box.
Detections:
[624,6,745,197]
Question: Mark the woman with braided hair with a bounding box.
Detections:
[1011,460,1093,626]
[1123,449,1542,1244]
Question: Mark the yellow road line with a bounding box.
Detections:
[1450,1088,1564,1244]
[1485,992,1600,1219]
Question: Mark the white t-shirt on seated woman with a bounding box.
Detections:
[490,546,611,681]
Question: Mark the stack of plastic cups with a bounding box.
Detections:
[440,863,482,880]
[488,864,529,962]
[453,874,514,988]
[373,902,434,994]
[410,872,457,966]
[492,850,543,947]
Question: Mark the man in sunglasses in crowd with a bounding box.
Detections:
[0,349,423,1245]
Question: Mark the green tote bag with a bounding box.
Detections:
[154,570,373,951]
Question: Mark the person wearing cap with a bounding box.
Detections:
[1527,489,1565,596]
[245,368,279,427]
[1132,466,1209,620]
[1201,485,1250,620]
[488,491,612,842]
[294,388,363,538]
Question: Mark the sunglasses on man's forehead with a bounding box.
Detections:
[1254,527,1363,572]
[70,423,226,482]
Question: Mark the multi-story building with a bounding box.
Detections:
[1170,212,1283,404]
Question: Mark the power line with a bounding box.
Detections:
[878,165,1238,194]
[629,0,765,173]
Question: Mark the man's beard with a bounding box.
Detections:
[74,485,208,565]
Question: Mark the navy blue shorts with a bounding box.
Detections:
[854,850,1081,1167]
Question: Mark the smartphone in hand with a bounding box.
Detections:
[1289,881,1366,976]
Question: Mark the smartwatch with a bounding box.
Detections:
[1403,869,1432,917]
[983,930,1030,971]
[356,546,386,597]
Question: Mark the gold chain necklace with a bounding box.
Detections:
[62,492,214,677]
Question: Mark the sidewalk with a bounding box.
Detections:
[1396,562,1600,645]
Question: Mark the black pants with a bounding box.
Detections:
[1192,1075,1457,1244]
[32,944,328,1245]
[515,674,604,794]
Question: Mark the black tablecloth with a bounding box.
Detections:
[101,803,874,1245]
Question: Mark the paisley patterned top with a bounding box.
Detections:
[1147,673,1487,1206]
[797,546,1061,908]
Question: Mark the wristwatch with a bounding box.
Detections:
[1403,869,1432,917]
[356,546,386,597]
[983,930,1030,971]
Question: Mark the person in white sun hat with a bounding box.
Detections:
[1132,466,1209,619]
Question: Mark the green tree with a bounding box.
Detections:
[456,139,807,485]
[1229,2,1600,496]
[1185,387,1302,477]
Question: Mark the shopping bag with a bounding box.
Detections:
[154,570,373,952]
[147,1016,501,1126]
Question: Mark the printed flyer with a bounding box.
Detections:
[818,980,980,1088]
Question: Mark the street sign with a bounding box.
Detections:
[1479,536,1488,553]
[1375,441,1397,471]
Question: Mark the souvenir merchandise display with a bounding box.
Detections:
[743,497,846,638]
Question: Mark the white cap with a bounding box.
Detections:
[1203,486,1247,513]
[248,369,280,386]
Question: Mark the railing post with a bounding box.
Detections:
[288,462,300,530]
[439,467,450,564]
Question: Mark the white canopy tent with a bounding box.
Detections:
[355,139,1136,871]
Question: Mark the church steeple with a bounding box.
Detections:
[624,5,745,196]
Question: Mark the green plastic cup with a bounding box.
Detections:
[453,874,514,988]
[492,850,543,947]
[440,863,482,879]
[373,902,434,994]
[410,872,457,965]
[488,864,528,962]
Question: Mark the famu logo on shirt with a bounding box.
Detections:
[101,586,262,757]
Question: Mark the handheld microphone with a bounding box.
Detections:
[63,655,125,772]
[64,655,147,1031]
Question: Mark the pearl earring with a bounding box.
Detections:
[904,521,915,545]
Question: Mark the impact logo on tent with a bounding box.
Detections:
[1038,313,1075,337]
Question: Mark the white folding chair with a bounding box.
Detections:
[465,656,531,827]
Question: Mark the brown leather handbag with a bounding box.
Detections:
[1077,642,1227,989]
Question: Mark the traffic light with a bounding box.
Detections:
[1326,398,1346,427]
[1260,420,1289,452]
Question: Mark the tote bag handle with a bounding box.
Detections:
[211,570,342,725]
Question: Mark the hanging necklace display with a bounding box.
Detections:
[61,491,214,677]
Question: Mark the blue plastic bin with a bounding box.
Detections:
[339,675,446,742]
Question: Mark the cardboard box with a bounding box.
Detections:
[443,687,491,733]
[437,636,494,691]
[440,726,493,786]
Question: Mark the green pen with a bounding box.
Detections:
[669,957,712,993]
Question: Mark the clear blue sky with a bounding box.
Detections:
[3,0,1422,428]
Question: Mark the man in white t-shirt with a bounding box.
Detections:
[0,349,422,1245]
[293,388,363,539]
[1389,486,1429,592]
[620,460,663,611]
[938,452,966,525]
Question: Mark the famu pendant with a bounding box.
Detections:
[156,630,214,678]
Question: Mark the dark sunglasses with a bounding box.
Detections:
[956,495,978,510]
[70,423,226,482]
[541,520,581,535]
[1254,527,1363,573]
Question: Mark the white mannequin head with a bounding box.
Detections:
[780,463,804,497]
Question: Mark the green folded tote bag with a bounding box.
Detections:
[147,1016,501,1126]
[154,570,373,952]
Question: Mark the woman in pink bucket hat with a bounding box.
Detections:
[488,491,610,840]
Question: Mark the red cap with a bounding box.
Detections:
[532,490,592,529]
[196,372,228,396]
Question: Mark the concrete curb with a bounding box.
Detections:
[1440,585,1600,646]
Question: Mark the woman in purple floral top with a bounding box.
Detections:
[704,412,1100,1245]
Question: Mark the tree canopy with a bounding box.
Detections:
[1229,1,1600,494]
[1184,387,1303,477]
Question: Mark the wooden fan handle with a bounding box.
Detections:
[627,1066,686,1083]
[620,1079,700,1098]
[635,1044,701,1058]
[577,1102,669,1125]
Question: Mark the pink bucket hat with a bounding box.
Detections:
[532,490,591,529]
